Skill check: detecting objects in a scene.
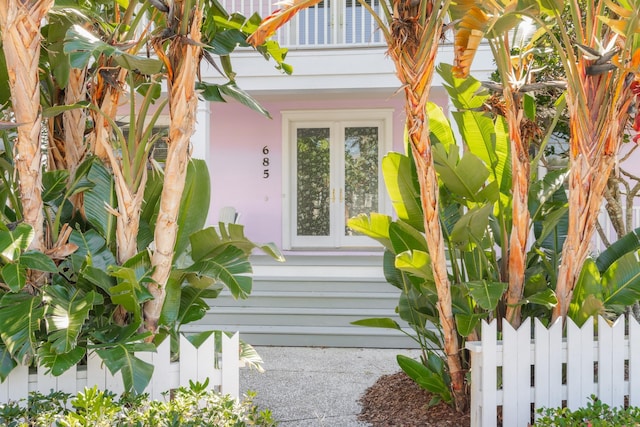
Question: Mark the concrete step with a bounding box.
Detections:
[182,324,419,348]
[202,306,399,327]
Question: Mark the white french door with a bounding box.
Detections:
[283,110,392,249]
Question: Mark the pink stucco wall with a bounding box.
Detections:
[207,89,449,246]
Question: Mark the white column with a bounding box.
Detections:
[191,99,211,161]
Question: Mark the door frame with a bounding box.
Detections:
[281,108,393,250]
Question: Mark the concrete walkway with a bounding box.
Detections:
[240,346,421,426]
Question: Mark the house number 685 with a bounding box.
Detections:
[262,146,270,179]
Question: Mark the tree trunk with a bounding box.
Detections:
[62,68,88,178]
[413,145,469,412]
[386,9,468,410]
[553,154,615,321]
[504,99,529,328]
[144,3,202,335]
[0,0,53,255]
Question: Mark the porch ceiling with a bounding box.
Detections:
[200,43,495,94]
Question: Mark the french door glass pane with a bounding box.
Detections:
[344,126,378,236]
[297,128,331,236]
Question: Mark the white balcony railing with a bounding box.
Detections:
[222,0,386,48]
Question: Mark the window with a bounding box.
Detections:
[282,109,392,249]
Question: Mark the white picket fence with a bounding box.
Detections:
[0,333,240,405]
[466,316,640,427]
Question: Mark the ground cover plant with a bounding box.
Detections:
[0,381,276,427]
[535,396,640,427]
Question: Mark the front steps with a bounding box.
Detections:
[187,253,419,348]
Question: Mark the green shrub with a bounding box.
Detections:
[0,382,276,427]
[535,396,640,426]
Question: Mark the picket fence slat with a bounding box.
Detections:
[534,318,562,414]
[597,316,625,406]
[221,332,240,396]
[0,333,240,406]
[567,316,594,410]
[630,316,640,406]
[466,316,640,427]
[502,318,531,427]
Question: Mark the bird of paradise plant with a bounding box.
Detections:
[451,0,547,328]
[450,0,640,323]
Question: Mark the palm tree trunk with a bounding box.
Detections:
[0,0,53,254]
[63,68,88,212]
[388,12,468,410]
[553,153,614,321]
[504,99,529,328]
[63,68,88,177]
[144,3,202,335]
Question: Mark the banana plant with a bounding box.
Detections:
[570,227,640,326]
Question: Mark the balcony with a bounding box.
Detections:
[222,0,386,48]
[208,0,495,94]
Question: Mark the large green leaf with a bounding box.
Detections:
[522,288,558,309]
[45,285,102,354]
[389,220,428,255]
[107,266,154,317]
[0,344,17,382]
[438,63,488,110]
[20,251,59,272]
[158,270,186,327]
[38,343,85,377]
[529,169,569,220]
[42,170,70,203]
[0,223,34,261]
[451,204,493,249]
[0,293,44,363]
[382,152,424,232]
[177,285,221,326]
[69,229,117,272]
[190,223,284,262]
[95,344,155,394]
[427,102,456,151]
[602,250,640,310]
[139,167,164,249]
[174,160,211,260]
[382,250,404,290]
[351,317,403,331]
[396,355,452,404]
[197,82,271,118]
[1,262,26,292]
[569,259,603,325]
[433,144,494,203]
[64,25,162,74]
[395,250,434,282]
[596,227,640,273]
[455,312,487,337]
[465,280,507,311]
[208,29,248,55]
[185,246,253,299]
[83,160,116,246]
[347,213,392,250]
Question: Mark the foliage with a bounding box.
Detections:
[0,383,277,427]
[0,0,287,393]
[348,66,640,402]
[534,396,640,427]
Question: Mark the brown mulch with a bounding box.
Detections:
[358,371,471,427]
